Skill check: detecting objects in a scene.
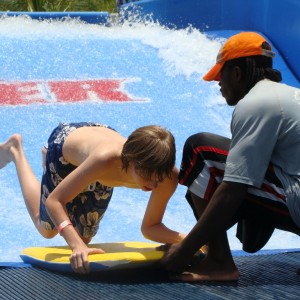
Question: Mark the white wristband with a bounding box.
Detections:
[57,220,72,234]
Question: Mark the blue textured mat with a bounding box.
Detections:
[0,251,299,300]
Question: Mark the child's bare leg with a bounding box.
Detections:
[0,137,14,169]
[0,134,56,238]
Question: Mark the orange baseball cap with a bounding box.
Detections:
[203,32,275,81]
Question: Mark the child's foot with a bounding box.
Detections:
[0,134,22,169]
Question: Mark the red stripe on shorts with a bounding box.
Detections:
[247,197,290,216]
[179,146,228,184]
[261,182,286,202]
[203,166,225,200]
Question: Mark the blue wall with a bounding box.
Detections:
[0,11,110,24]
[121,0,300,85]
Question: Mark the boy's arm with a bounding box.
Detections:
[141,167,186,243]
[45,153,110,273]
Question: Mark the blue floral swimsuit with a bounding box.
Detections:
[40,122,114,239]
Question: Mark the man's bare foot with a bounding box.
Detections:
[0,134,22,169]
[171,256,240,282]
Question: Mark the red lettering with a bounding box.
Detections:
[49,80,133,102]
[0,79,146,106]
[0,82,45,105]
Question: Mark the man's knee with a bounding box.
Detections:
[182,132,230,162]
[184,132,230,151]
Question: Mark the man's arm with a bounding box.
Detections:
[160,181,248,272]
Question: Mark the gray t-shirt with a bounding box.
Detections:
[224,80,300,228]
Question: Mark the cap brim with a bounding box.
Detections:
[203,63,223,81]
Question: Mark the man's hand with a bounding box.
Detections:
[158,243,192,273]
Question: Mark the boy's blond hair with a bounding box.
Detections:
[121,125,176,181]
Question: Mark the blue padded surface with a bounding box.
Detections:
[0,251,299,300]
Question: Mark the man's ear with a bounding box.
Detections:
[233,66,242,81]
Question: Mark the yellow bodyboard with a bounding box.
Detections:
[21,241,163,273]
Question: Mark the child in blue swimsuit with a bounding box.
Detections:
[40,122,114,239]
[0,122,183,273]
